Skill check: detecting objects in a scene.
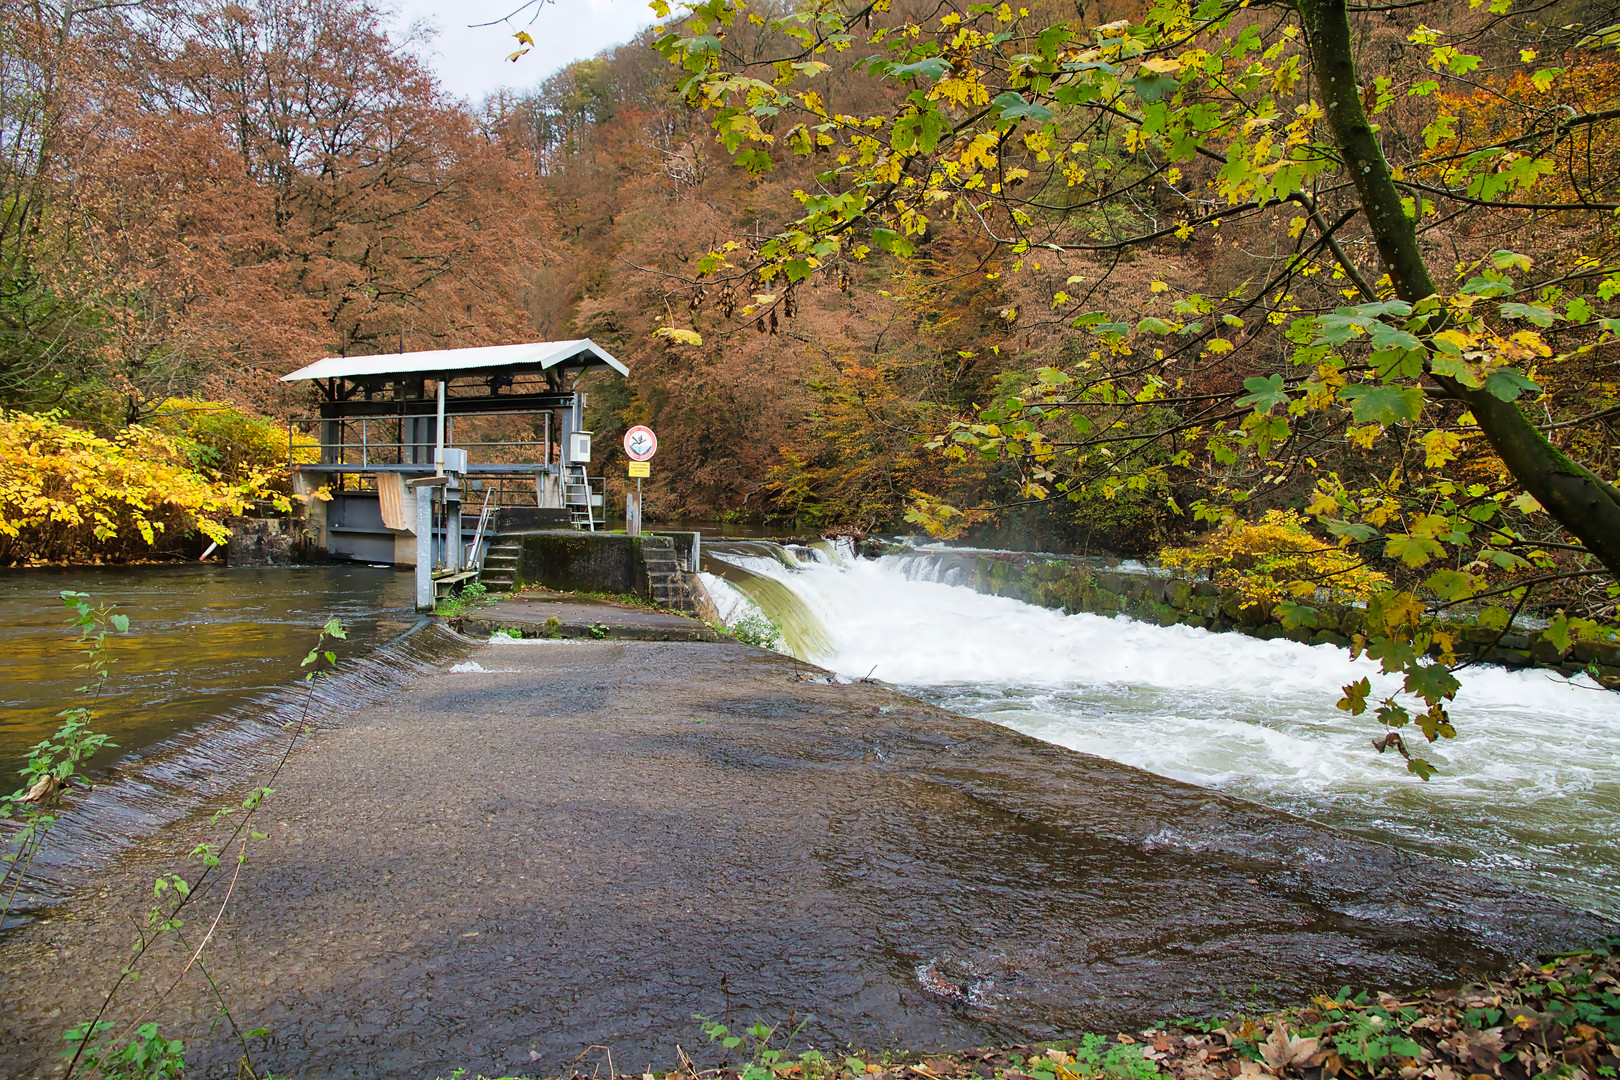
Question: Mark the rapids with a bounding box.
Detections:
[703,539,1620,918]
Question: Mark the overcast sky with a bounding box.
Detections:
[389,0,656,102]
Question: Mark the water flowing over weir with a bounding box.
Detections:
[704,540,1620,918]
[0,567,475,922]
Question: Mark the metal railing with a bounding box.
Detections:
[466,490,496,570]
[287,410,555,470]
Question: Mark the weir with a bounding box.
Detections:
[703,538,1620,919]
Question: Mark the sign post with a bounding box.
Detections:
[623,426,657,537]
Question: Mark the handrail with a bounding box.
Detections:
[288,410,557,469]
[467,489,495,571]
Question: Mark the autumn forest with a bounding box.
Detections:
[11,0,1620,718]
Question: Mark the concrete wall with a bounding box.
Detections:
[515,532,651,598]
[865,545,1620,681]
[225,506,322,566]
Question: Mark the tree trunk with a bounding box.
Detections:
[1298,0,1620,578]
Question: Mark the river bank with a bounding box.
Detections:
[1,627,1611,1078]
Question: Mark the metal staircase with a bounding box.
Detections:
[564,464,602,531]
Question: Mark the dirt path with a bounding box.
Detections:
[1,636,1609,1079]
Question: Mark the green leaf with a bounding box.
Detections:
[1461,277,1515,297]
[1339,383,1425,425]
[1404,662,1460,704]
[992,91,1055,123]
[1477,605,1512,631]
[1498,302,1556,326]
[1490,249,1534,273]
[110,614,129,633]
[1385,533,1444,567]
[1237,373,1288,413]
[1324,518,1381,542]
[1423,568,1479,601]
[871,228,916,257]
[1482,367,1541,401]
[888,58,951,81]
[1337,676,1372,715]
[1275,601,1320,630]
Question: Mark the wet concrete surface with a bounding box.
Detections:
[0,639,1611,1079]
[457,593,723,642]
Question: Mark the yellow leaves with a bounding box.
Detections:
[1140,57,1181,75]
[1151,281,1168,292]
[1346,423,1383,449]
[1271,55,1302,95]
[1207,338,1234,354]
[1288,216,1307,239]
[1508,330,1551,358]
[1520,48,1538,61]
[1433,328,1474,352]
[1160,509,1390,609]
[959,132,999,171]
[934,74,990,108]
[654,327,704,346]
[1511,491,1544,514]
[1420,429,1461,468]
[1305,486,1341,518]
[1174,223,1194,240]
[0,410,272,564]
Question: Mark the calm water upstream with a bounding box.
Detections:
[0,564,416,778]
[704,540,1620,920]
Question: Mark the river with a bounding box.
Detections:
[703,539,1620,919]
[0,564,452,917]
[4,547,1616,923]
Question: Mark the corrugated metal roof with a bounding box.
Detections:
[280,339,628,382]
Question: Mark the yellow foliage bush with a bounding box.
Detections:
[0,410,282,565]
[147,397,317,481]
[1161,509,1390,609]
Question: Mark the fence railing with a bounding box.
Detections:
[287,410,555,470]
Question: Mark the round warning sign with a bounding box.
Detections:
[623,425,658,462]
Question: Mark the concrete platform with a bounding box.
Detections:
[453,591,723,642]
[0,638,1609,1079]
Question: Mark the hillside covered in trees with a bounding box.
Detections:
[10,0,1620,614]
[2,0,1223,554]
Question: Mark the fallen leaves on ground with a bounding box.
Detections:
[469,944,1620,1080]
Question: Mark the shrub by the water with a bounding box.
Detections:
[0,410,285,565]
[729,610,783,651]
[146,397,317,482]
[1161,510,1391,611]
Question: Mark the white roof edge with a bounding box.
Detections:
[280,339,628,382]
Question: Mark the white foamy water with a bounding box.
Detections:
[705,542,1620,917]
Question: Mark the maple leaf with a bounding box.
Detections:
[1260,1026,1322,1072]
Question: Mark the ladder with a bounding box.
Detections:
[564,464,599,531]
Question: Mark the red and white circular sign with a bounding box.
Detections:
[623,425,658,462]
